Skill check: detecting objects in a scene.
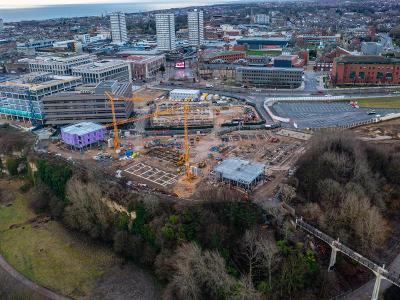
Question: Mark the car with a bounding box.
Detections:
[206,84,214,88]
[367,110,376,115]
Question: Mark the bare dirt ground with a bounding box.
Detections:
[91,263,161,300]
[353,118,400,142]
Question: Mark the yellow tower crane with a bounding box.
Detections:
[105,92,194,179]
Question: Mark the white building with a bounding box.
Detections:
[110,12,128,44]
[156,13,176,51]
[71,60,132,84]
[27,53,96,76]
[254,14,270,25]
[169,89,200,101]
[188,9,204,47]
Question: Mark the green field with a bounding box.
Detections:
[247,50,282,57]
[0,180,120,299]
[356,96,400,108]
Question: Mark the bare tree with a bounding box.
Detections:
[256,235,278,289]
[167,243,202,300]
[166,242,236,299]
[241,229,262,279]
[334,194,387,254]
[233,275,262,300]
[280,184,296,204]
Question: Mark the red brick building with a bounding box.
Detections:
[331,55,400,86]
[204,51,246,63]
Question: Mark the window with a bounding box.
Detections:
[377,72,384,79]
[359,72,365,79]
[350,71,356,79]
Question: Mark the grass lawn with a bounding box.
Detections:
[356,96,400,108]
[0,180,120,299]
[246,50,282,57]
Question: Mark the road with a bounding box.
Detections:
[0,254,71,300]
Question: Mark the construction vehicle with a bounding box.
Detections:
[197,161,206,168]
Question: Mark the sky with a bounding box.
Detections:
[1,0,152,9]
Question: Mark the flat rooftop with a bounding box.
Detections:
[214,158,265,185]
[238,37,290,42]
[170,89,201,94]
[335,55,400,64]
[27,53,93,63]
[237,66,303,72]
[62,122,104,136]
[0,72,81,91]
[72,60,127,72]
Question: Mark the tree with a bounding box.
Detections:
[233,275,262,300]
[256,235,278,290]
[241,229,262,279]
[6,156,20,176]
[36,159,72,200]
[64,177,115,240]
[165,242,237,300]
[280,184,296,204]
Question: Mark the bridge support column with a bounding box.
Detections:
[371,273,382,300]
[328,246,337,271]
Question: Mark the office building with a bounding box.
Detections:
[71,60,132,84]
[126,55,166,80]
[156,13,176,51]
[236,66,303,88]
[331,55,400,86]
[188,9,204,47]
[43,81,134,126]
[110,12,128,44]
[17,39,56,55]
[27,53,96,76]
[0,72,81,123]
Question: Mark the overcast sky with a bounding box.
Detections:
[2,0,160,9]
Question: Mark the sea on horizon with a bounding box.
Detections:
[0,0,238,22]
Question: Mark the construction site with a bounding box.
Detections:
[46,87,307,199]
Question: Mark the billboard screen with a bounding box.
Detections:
[175,61,185,69]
